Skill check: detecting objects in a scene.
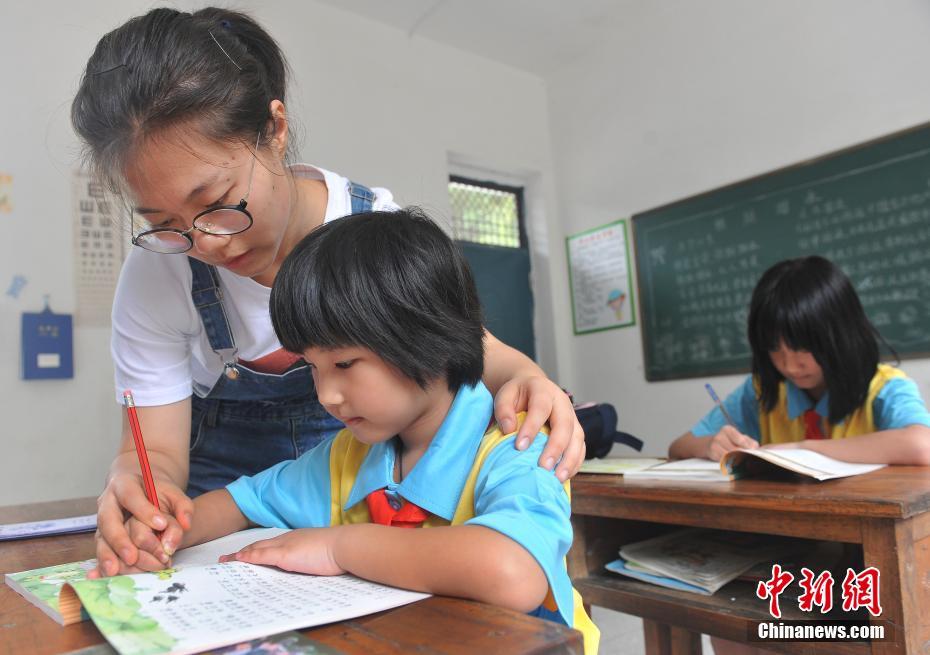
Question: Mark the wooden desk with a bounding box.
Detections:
[568,467,930,655]
[1,498,582,655]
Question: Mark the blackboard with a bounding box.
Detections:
[633,122,930,381]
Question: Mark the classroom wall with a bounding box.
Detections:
[6,0,929,504]
[545,0,930,455]
[0,1,562,505]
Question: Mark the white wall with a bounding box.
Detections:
[0,1,561,505]
[545,0,930,456]
[7,0,929,504]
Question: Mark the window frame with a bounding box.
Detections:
[449,174,528,249]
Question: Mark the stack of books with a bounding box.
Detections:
[606,528,804,595]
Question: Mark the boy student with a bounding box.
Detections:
[165,208,598,652]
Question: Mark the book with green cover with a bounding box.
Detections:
[7,528,429,655]
[5,528,288,625]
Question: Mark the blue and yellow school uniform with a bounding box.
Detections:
[227,382,599,654]
[693,364,930,444]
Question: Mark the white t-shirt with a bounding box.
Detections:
[111,164,397,406]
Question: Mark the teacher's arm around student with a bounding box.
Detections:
[75,7,586,579]
[669,256,930,466]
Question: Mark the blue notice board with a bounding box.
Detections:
[21,307,74,380]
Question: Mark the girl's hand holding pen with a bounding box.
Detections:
[703,425,759,462]
[700,383,759,461]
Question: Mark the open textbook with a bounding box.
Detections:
[5,528,429,655]
[622,448,885,482]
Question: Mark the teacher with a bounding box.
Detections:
[72,7,585,577]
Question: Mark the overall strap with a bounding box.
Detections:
[348,181,375,214]
[188,258,239,374]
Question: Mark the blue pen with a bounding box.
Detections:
[704,383,736,427]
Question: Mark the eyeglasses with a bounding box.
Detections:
[130,135,259,254]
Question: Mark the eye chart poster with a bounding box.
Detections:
[71,169,127,327]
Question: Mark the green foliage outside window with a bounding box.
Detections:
[449,180,520,247]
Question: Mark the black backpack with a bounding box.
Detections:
[575,402,643,459]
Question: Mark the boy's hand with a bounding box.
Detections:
[88,514,178,577]
[90,473,192,578]
[705,426,758,461]
[125,515,175,570]
[219,528,345,576]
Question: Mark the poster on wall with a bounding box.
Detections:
[71,169,127,327]
[566,218,636,334]
[21,300,74,380]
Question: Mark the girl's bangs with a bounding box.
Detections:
[752,288,822,354]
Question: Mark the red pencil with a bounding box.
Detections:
[122,390,161,512]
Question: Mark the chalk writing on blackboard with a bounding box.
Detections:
[634,133,930,381]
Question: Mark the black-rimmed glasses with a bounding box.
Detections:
[130,135,260,254]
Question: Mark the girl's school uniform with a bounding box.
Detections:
[227,382,600,654]
[693,364,930,444]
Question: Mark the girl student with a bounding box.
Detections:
[167,208,599,653]
[669,255,930,465]
[671,258,930,655]
[73,7,586,578]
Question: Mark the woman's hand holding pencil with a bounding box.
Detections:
[88,392,195,578]
[91,463,194,577]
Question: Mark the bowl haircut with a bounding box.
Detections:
[270,207,485,392]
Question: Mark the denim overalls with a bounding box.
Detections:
[185,182,375,496]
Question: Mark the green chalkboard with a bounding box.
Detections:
[633,122,930,381]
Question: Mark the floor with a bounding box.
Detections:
[593,607,714,654]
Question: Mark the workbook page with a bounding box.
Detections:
[4,527,288,624]
[736,448,885,480]
[68,561,430,655]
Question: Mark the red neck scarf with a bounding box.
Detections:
[365,490,430,528]
[803,409,825,439]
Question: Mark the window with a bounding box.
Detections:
[449,173,536,360]
[448,176,526,248]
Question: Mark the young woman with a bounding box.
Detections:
[73,7,585,578]
[670,255,930,464]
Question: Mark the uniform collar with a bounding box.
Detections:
[784,378,830,420]
[344,382,494,520]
